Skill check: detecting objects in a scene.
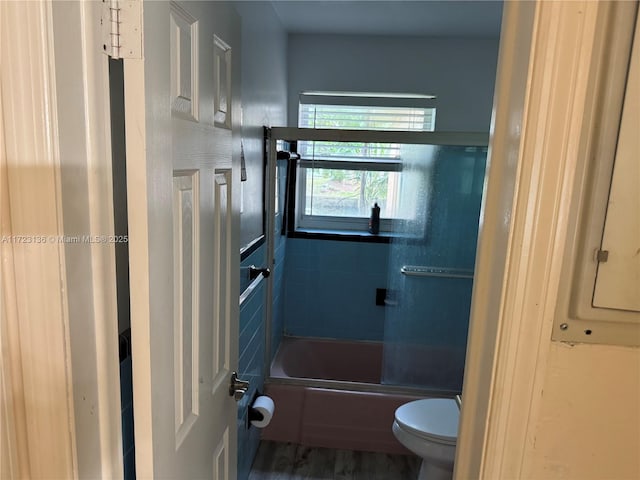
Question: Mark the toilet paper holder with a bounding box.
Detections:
[246,390,264,428]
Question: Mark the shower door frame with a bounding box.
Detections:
[264,127,489,397]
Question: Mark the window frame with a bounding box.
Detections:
[296,94,437,233]
[295,159,401,233]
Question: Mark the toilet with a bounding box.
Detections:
[392,398,459,480]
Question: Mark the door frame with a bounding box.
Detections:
[456,1,636,478]
[1,1,122,478]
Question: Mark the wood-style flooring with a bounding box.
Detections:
[249,441,420,480]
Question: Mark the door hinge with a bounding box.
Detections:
[101,0,142,59]
[596,249,609,263]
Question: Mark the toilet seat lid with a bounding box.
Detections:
[394,398,459,446]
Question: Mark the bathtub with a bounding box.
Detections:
[262,337,440,455]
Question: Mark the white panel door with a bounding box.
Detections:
[124,1,242,478]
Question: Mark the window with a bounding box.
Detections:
[296,92,436,233]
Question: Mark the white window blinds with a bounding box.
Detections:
[297,92,435,166]
[299,104,436,132]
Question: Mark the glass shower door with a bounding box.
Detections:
[382,145,487,392]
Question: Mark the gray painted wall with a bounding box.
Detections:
[235,2,288,249]
[287,34,500,132]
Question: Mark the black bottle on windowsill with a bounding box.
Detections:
[369,202,380,234]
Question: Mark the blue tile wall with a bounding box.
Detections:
[282,146,486,356]
[383,146,487,389]
[271,237,286,360]
[385,146,487,345]
[238,245,267,480]
[283,239,389,341]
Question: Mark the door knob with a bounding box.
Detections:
[229,371,250,401]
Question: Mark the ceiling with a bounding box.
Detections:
[270,1,503,38]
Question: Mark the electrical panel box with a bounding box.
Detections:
[554,5,640,345]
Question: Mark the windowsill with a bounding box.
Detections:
[288,228,420,243]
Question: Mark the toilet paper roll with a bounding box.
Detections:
[250,395,275,428]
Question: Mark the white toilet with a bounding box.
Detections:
[392,398,459,480]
